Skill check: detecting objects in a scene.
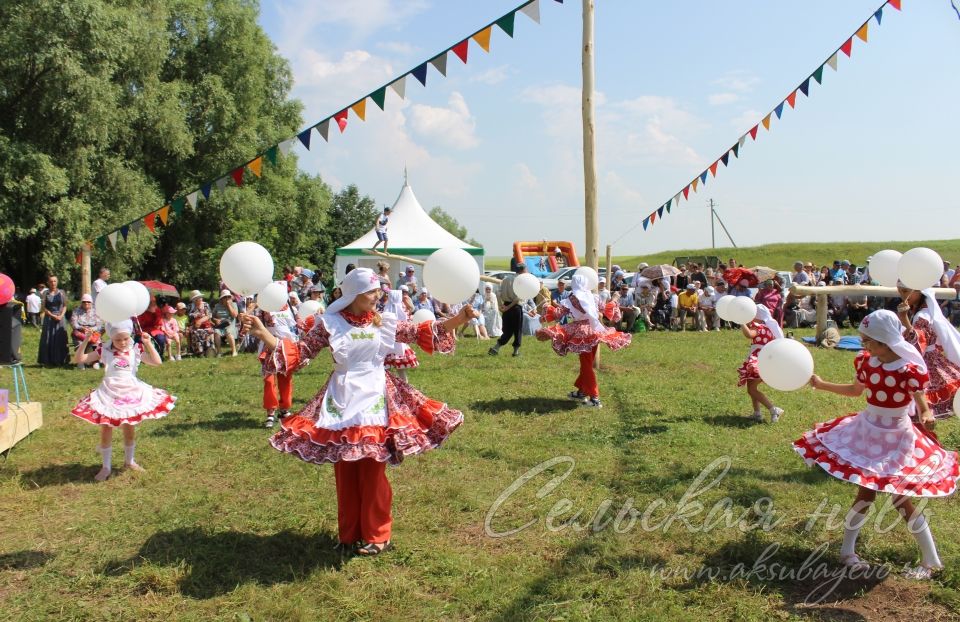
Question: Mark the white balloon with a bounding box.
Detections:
[715,295,736,321]
[513,273,540,300]
[727,297,758,325]
[423,247,481,304]
[220,241,275,296]
[869,249,902,287]
[257,282,289,313]
[573,266,599,291]
[758,338,815,391]
[123,281,151,316]
[898,247,944,291]
[412,308,436,324]
[96,283,138,324]
[298,300,323,317]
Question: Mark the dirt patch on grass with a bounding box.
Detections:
[786,575,954,621]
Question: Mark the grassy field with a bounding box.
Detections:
[3,325,960,621]
[485,239,960,273]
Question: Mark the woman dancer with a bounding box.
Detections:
[897,285,960,418]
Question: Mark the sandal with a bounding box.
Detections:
[355,541,393,556]
[904,563,942,580]
[840,554,870,572]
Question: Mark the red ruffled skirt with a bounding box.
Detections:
[793,411,958,497]
[385,345,419,369]
[737,353,761,386]
[536,320,631,356]
[71,388,176,427]
[269,371,462,466]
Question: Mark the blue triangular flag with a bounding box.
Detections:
[799,78,811,97]
[411,63,428,87]
[720,152,730,167]
[297,129,311,150]
[657,205,665,218]
[874,7,883,24]
[120,225,129,241]
[699,171,708,184]
[201,183,212,200]
[774,102,784,119]
[642,217,649,231]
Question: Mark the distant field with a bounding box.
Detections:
[484,239,960,272]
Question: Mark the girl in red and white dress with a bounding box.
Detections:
[71,320,176,481]
[737,305,784,423]
[536,274,631,408]
[897,285,960,419]
[795,310,958,579]
[382,289,418,382]
[242,268,478,556]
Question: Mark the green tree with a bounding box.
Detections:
[0,0,330,292]
[429,206,482,247]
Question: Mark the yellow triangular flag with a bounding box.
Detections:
[158,205,170,225]
[248,156,263,178]
[473,26,492,52]
[351,99,366,121]
[691,178,699,192]
[762,114,772,130]
[855,23,869,43]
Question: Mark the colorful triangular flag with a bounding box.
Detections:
[186,191,198,208]
[827,53,839,71]
[496,11,516,37]
[875,7,883,24]
[855,23,869,43]
[371,87,387,110]
[278,138,296,155]
[96,237,107,252]
[682,186,690,200]
[201,183,212,199]
[799,78,811,97]
[216,176,228,193]
[709,161,719,176]
[889,0,901,11]
[520,0,541,23]
[264,146,278,166]
[657,205,665,218]
[840,38,853,57]
[650,211,656,224]
[813,66,824,85]
[145,213,156,233]
[642,216,649,230]
[317,119,330,141]
[786,91,797,108]
[732,142,740,158]
[108,232,118,249]
[120,225,129,241]
[130,220,142,235]
[666,198,673,214]
[774,102,784,119]
[749,125,759,140]
[721,152,730,166]
[158,205,170,225]
[390,76,406,99]
[699,171,707,184]
[692,177,700,192]
[248,157,262,178]
[761,114,772,130]
[411,63,428,86]
[334,110,348,133]
[297,128,311,150]
[231,167,244,186]
[451,40,469,64]
[172,196,186,216]
[738,135,747,150]
[473,26,492,52]
[351,99,366,121]
[430,53,448,77]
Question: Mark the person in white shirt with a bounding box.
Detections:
[698,285,719,331]
[25,288,42,327]
[92,267,110,303]
[791,262,810,287]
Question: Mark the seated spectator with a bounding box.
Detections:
[597,277,610,305]
[188,291,216,357]
[755,280,783,326]
[71,294,102,369]
[212,289,239,356]
[615,283,639,332]
[414,289,435,313]
[552,280,570,304]
[791,262,810,286]
[689,265,707,289]
[637,284,657,329]
[397,265,418,295]
[137,295,167,358]
[830,260,847,284]
[650,283,672,330]
[677,284,698,331]
[846,289,869,327]
[699,285,719,331]
[828,280,848,327]
[521,298,541,335]
[174,302,190,354]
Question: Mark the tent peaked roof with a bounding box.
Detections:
[338,182,481,253]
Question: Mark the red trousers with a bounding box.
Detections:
[333,459,393,544]
[575,346,600,398]
[263,373,293,411]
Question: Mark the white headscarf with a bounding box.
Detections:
[107,319,134,338]
[563,274,604,331]
[325,268,382,316]
[916,288,960,365]
[859,309,927,373]
[384,289,408,321]
[754,305,784,339]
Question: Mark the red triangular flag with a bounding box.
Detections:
[452,40,469,64]
[650,211,656,225]
[709,161,719,177]
[231,167,244,186]
[334,110,348,133]
[786,90,797,108]
[749,125,759,140]
[682,185,690,200]
[840,37,853,57]
[144,212,156,233]
[888,0,901,10]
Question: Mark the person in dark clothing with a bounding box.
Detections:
[489,265,527,357]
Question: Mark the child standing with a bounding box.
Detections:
[371,206,391,253]
[795,310,958,578]
[737,305,785,422]
[71,320,176,481]
[257,302,298,428]
[160,305,182,361]
[897,286,960,418]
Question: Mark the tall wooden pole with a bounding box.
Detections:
[582,0,599,270]
[81,243,92,296]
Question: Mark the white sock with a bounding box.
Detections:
[124,443,136,465]
[840,508,869,557]
[907,514,942,568]
[99,446,112,471]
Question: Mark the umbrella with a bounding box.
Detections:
[640,264,682,280]
[723,268,758,288]
[139,280,180,298]
[750,266,778,282]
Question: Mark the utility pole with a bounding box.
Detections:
[709,198,716,248]
[709,198,738,248]
[581,0,599,270]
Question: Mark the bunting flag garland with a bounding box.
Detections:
[87,0,557,254]
[616,0,899,241]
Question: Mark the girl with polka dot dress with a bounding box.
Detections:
[794,310,958,579]
[737,306,784,422]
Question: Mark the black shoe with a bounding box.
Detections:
[488,347,499,356]
[512,348,520,357]
[277,409,291,419]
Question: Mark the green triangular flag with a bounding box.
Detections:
[812,65,824,85]
[732,142,740,158]
[265,146,278,166]
[172,197,186,217]
[96,237,107,252]
[371,87,387,110]
[495,11,516,37]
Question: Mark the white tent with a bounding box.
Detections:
[334,181,484,285]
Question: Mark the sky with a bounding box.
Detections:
[257,0,960,258]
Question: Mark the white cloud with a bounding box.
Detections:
[708,93,739,105]
[470,65,511,86]
[711,70,760,93]
[729,108,763,131]
[375,41,419,57]
[409,92,479,150]
[515,163,540,190]
[273,0,430,43]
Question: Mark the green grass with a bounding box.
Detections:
[2,325,960,621]
[484,239,960,272]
